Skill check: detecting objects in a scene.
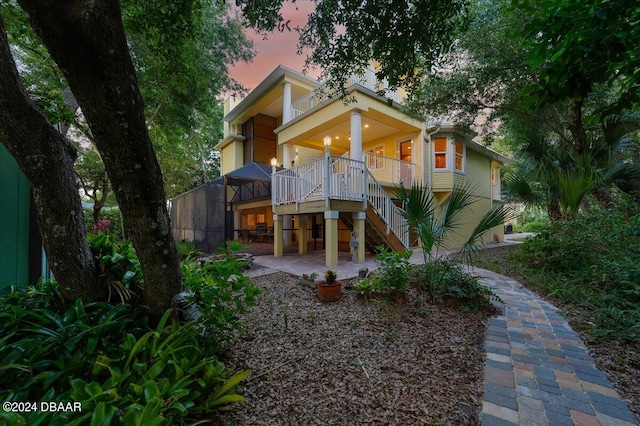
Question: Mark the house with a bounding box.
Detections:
[211,65,509,267]
[0,144,48,292]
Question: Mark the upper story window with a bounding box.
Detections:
[455,141,464,172]
[434,138,447,169]
[433,137,465,173]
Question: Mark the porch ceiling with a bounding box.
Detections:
[280,106,422,151]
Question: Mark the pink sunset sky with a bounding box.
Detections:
[229,1,320,90]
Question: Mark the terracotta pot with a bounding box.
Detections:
[316,280,342,302]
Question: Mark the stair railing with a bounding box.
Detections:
[365,170,410,248]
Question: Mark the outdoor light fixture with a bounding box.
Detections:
[323,135,331,147]
[270,157,278,167]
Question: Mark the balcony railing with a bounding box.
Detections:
[272,156,409,248]
[290,68,399,120]
[363,152,415,186]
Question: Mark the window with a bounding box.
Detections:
[455,141,464,172]
[399,140,412,162]
[434,138,447,169]
[367,145,384,169]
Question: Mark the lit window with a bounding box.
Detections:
[455,141,464,172]
[434,138,447,169]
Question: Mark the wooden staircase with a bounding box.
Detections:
[339,205,406,254]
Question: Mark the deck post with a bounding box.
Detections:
[273,215,284,257]
[297,215,308,255]
[353,211,366,263]
[324,210,339,267]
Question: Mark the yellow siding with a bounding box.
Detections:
[464,150,491,199]
[432,172,453,190]
[221,141,243,175]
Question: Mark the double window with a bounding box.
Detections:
[433,137,465,173]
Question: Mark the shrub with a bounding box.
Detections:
[375,246,412,296]
[413,259,501,311]
[181,249,261,352]
[512,198,640,342]
[0,283,250,425]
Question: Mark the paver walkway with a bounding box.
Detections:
[247,247,638,425]
[476,268,638,426]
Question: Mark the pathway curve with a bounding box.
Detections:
[477,268,638,426]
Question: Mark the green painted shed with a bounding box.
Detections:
[0,144,45,292]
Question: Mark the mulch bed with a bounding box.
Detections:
[219,272,494,425]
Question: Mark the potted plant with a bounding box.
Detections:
[316,270,342,302]
[298,272,318,289]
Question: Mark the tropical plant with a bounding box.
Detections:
[88,233,144,304]
[0,280,251,425]
[394,182,514,301]
[181,247,261,352]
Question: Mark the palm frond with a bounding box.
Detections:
[504,172,545,208]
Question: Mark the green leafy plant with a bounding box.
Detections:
[0,284,251,425]
[394,182,514,302]
[353,277,382,297]
[177,239,198,259]
[302,273,318,281]
[324,270,338,284]
[375,246,412,296]
[414,259,502,311]
[181,251,261,352]
[88,232,144,303]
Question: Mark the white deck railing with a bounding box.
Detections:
[365,170,410,248]
[272,156,410,248]
[290,68,399,119]
[364,152,415,186]
[272,156,366,205]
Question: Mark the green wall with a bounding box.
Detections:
[0,144,31,291]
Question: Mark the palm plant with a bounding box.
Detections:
[393,182,514,301]
[505,118,640,220]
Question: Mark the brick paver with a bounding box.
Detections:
[478,268,639,426]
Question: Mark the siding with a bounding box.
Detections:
[0,144,30,290]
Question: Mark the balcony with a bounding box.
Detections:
[290,68,399,120]
[364,152,415,186]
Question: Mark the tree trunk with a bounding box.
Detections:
[566,98,587,154]
[0,15,102,302]
[17,0,182,322]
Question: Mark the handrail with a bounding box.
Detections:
[365,170,410,248]
[271,156,409,248]
[363,152,415,187]
[272,156,366,206]
[290,68,399,119]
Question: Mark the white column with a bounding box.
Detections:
[350,110,363,161]
[282,143,292,169]
[283,82,292,124]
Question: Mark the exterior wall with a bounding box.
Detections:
[1,144,31,290]
[221,141,243,175]
[464,149,492,199]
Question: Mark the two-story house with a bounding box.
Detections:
[210,65,510,267]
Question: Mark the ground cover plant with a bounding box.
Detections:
[0,235,258,425]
